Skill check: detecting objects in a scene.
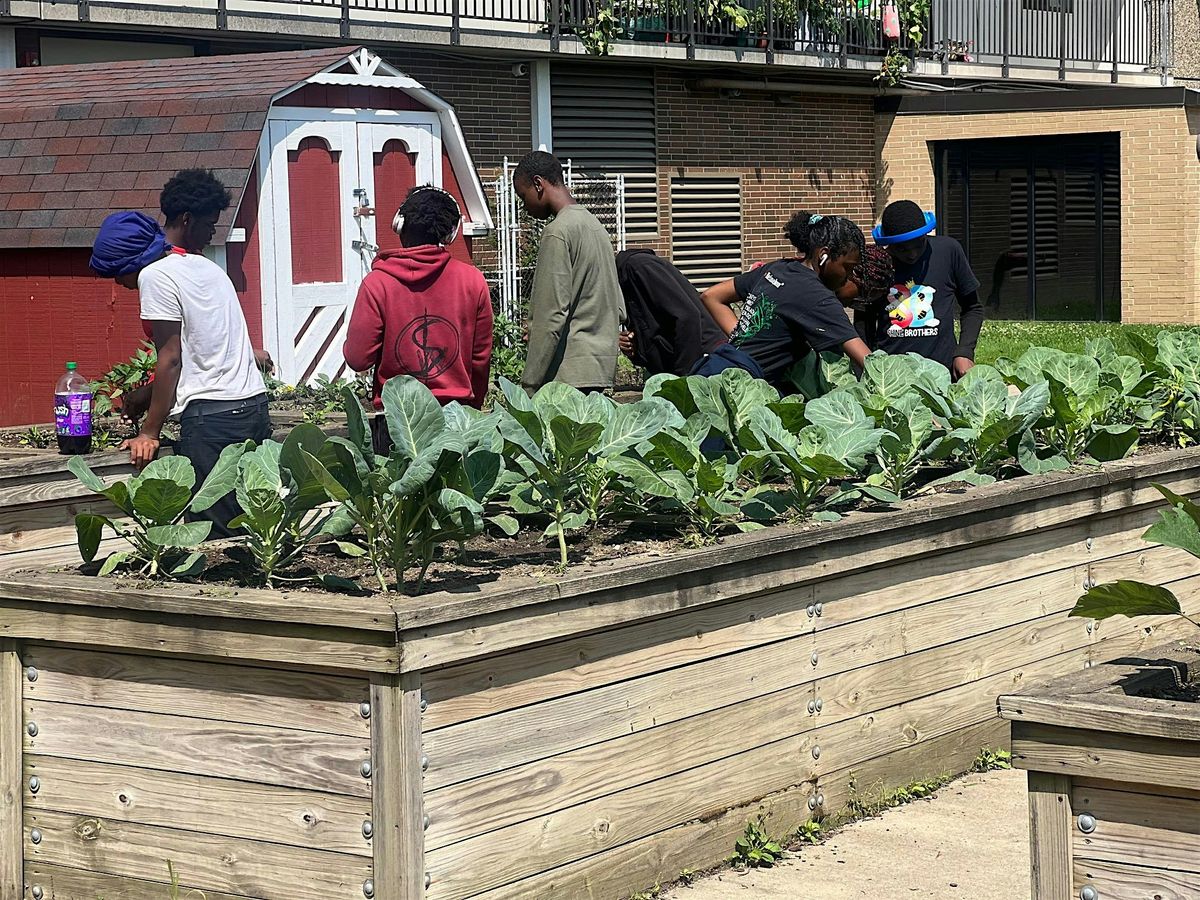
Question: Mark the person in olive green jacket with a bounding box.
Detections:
[513,151,625,392]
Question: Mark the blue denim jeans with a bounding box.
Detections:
[179,394,272,538]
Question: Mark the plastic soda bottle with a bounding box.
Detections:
[55,362,93,455]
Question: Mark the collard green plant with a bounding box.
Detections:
[999,346,1139,469]
[305,378,485,593]
[1072,483,1200,628]
[1119,330,1200,447]
[498,378,679,562]
[71,446,247,577]
[228,423,346,587]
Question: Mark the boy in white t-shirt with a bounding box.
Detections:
[90,176,271,535]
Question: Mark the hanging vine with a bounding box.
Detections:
[875,0,932,86]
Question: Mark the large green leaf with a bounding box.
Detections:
[341,384,373,461]
[1157,330,1200,383]
[141,455,197,491]
[805,389,870,434]
[498,377,544,444]
[437,487,485,535]
[1086,424,1139,463]
[98,550,131,577]
[596,399,678,458]
[864,352,950,403]
[1144,504,1200,558]
[717,369,780,439]
[1070,580,1182,621]
[280,424,331,511]
[607,456,687,500]
[460,450,503,502]
[301,449,352,503]
[1152,483,1200,530]
[389,452,440,499]
[534,382,597,429]
[382,376,446,461]
[146,521,212,549]
[131,478,193,525]
[955,366,1009,429]
[549,416,604,462]
[190,441,252,514]
[75,513,106,563]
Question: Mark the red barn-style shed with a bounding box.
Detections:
[0,45,492,426]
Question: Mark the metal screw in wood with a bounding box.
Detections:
[811,652,819,667]
[425,873,432,889]
[421,755,429,772]
[30,828,41,845]
[812,745,821,760]
[423,814,430,830]
[1077,814,1097,834]
[362,820,373,839]
[815,698,823,712]
[807,700,816,714]
[360,760,372,778]
[26,721,37,737]
[363,878,375,898]
[1080,887,1098,900]
[31,887,43,900]
[420,697,429,712]
[814,603,823,616]
[28,776,39,794]
[25,666,37,682]
[806,605,815,618]
[359,702,371,719]
[808,795,817,810]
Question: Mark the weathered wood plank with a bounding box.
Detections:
[1029,772,1073,900]
[24,756,372,855]
[24,646,372,737]
[1013,722,1200,792]
[371,672,425,900]
[421,525,1109,731]
[1090,543,1200,590]
[26,808,371,900]
[24,862,256,900]
[424,608,1083,850]
[0,574,397,631]
[1073,785,1200,876]
[1001,692,1200,743]
[0,639,21,899]
[422,566,1084,790]
[462,719,1008,900]
[24,700,372,798]
[0,600,399,672]
[424,646,1085,898]
[1074,857,1200,900]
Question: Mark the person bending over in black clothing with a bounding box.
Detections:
[694,213,871,391]
[616,249,726,376]
[869,200,985,379]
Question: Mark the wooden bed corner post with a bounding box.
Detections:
[371,671,426,900]
[1027,770,1072,900]
[0,639,22,898]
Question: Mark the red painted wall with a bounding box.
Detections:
[226,163,264,347]
[0,248,143,426]
[374,139,418,256]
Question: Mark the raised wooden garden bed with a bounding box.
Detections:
[1001,641,1200,900]
[2,449,1200,899]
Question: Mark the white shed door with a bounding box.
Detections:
[262,111,439,385]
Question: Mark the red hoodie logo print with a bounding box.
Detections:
[396,315,460,380]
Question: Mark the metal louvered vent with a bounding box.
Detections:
[551,65,657,241]
[669,176,742,288]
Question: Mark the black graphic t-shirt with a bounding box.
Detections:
[730,260,859,389]
[868,236,981,369]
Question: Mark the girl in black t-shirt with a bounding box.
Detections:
[695,213,871,390]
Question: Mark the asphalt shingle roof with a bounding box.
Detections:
[0,46,361,249]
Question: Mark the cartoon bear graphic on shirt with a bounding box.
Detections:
[886,281,940,337]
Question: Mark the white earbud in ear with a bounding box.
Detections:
[820,254,829,266]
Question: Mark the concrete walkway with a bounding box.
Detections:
[669,769,1030,900]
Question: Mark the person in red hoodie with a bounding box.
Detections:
[344,185,493,454]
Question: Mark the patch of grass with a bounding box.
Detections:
[974,321,1196,367]
[841,771,955,823]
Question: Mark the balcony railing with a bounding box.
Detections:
[41,0,1172,79]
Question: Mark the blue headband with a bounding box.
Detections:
[90,211,171,278]
[872,211,937,245]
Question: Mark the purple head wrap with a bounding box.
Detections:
[90,211,170,278]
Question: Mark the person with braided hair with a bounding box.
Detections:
[835,244,895,346]
[694,212,871,389]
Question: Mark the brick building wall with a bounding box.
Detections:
[877,104,1200,323]
[655,72,877,265]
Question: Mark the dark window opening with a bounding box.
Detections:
[936,133,1120,322]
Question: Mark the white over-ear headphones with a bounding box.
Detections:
[392,185,463,246]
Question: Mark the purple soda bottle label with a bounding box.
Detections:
[54,393,92,437]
